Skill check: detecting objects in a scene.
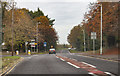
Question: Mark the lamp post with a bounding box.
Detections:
[82,29,86,52]
[100,4,103,55]
[95,4,102,55]
[36,22,40,53]
[79,24,86,52]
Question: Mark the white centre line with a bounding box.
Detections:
[104,72,116,76]
[67,62,80,68]
[82,62,96,68]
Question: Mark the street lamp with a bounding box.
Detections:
[95,3,102,55]
[79,24,86,52]
[36,22,40,53]
[82,29,86,52]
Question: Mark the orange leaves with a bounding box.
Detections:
[34,16,49,26]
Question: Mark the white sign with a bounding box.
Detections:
[91,32,96,39]
[30,43,35,47]
[44,42,47,47]
[25,42,28,45]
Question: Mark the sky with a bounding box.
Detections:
[13,0,97,44]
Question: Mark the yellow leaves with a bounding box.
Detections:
[34,16,49,26]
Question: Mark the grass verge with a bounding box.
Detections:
[69,50,81,53]
[1,56,21,74]
[2,56,21,68]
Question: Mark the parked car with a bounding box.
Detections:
[49,48,56,54]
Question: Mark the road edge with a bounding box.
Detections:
[0,57,24,76]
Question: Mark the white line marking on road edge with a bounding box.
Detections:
[5,58,24,75]
[67,62,80,68]
[104,72,116,76]
[60,58,65,61]
[82,62,96,68]
[72,59,77,61]
[88,72,98,76]
[56,56,59,58]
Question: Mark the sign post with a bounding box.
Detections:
[25,42,28,54]
[30,39,35,53]
[91,32,96,54]
[44,42,47,51]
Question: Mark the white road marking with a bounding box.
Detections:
[56,56,59,58]
[72,59,77,61]
[60,58,65,61]
[67,62,80,68]
[88,72,98,76]
[104,72,116,76]
[82,62,96,68]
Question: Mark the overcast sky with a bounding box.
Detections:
[14,0,97,44]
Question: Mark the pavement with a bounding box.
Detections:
[75,53,119,62]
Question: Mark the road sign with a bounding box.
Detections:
[35,43,37,45]
[91,32,96,53]
[91,32,96,39]
[25,42,28,45]
[44,42,47,47]
[30,43,35,47]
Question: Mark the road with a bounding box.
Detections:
[6,50,119,76]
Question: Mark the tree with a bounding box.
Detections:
[67,25,84,51]
[3,8,43,51]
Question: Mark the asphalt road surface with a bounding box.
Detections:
[6,50,119,76]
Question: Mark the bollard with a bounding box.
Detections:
[16,50,19,55]
[28,50,31,55]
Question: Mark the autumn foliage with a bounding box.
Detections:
[2,3,58,52]
[68,2,119,51]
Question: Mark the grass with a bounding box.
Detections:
[69,50,81,53]
[2,51,50,56]
[2,56,21,68]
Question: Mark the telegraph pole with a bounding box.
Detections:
[36,23,38,53]
[36,22,40,53]
[0,1,2,53]
[11,1,16,56]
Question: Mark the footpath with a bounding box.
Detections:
[78,53,119,62]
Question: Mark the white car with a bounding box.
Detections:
[49,48,56,54]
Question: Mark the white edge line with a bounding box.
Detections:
[60,58,65,61]
[56,56,59,58]
[104,72,115,76]
[88,72,98,76]
[67,62,80,68]
[82,62,96,68]
[72,59,77,61]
